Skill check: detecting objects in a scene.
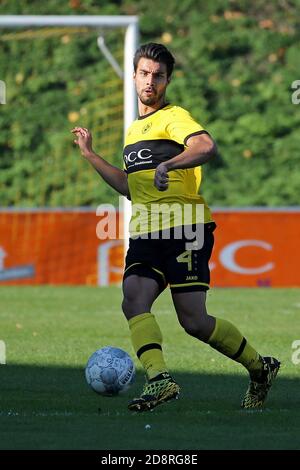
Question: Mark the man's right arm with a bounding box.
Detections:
[85,150,129,198]
[71,126,129,198]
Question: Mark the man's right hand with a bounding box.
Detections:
[71,127,93,157]
[71,126,130,198]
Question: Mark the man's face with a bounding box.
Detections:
[134,58,170,106]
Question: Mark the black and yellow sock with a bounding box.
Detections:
[128,312,168,380]
[208,318,263,376]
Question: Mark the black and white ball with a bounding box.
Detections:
[85,346,136,396]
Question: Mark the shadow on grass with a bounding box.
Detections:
[0,364,299,450]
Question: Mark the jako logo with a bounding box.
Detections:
[124,148,152,164]
[291,340,300,365]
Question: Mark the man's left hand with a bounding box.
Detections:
[154,163,169,191]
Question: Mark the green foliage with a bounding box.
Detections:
[1,0,300,206]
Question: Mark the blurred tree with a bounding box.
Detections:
[0,0,299,206]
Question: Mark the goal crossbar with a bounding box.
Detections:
[0,15,138,27]
[0,14,138,245]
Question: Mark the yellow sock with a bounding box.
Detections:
[128,312,168,380]
[208,318,263,374]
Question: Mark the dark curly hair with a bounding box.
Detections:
[133,43,175,78]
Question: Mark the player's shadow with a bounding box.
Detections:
[0,364,299,450]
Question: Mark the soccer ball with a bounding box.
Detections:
[85,346,136,396]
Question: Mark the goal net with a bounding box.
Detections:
[0,16,138,286]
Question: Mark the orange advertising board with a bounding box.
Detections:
[0,210,123,286]
[0,209,299,287]
[211,210,300,287]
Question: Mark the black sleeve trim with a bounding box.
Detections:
[184,130,210,146]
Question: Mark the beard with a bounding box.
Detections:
[138,88,165,106]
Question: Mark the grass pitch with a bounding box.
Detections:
[0,286,299,450]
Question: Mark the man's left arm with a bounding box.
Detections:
[154,133,217,191]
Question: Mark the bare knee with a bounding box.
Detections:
[122,275,159,320]
[172,291,215,342]
[122,296,145,319]
[122,290,148,318]
[184,324,210,342]
[179,314,215,343]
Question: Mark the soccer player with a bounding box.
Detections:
[72,43,280,412]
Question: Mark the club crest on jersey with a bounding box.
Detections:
[142,122,152,134]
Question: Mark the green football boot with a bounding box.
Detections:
[241,356,281,409]
[128,372,180,412]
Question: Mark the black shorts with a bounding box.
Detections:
[123,222,216,293]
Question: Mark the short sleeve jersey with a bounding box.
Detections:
[123,104,213,235]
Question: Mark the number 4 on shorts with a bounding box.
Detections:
[176,250,192,271]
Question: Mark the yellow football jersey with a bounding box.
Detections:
[123,104,213,235]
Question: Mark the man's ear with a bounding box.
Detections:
[133,72,136,79]
[167,76,172,84]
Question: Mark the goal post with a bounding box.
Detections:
[0,14,138,247]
